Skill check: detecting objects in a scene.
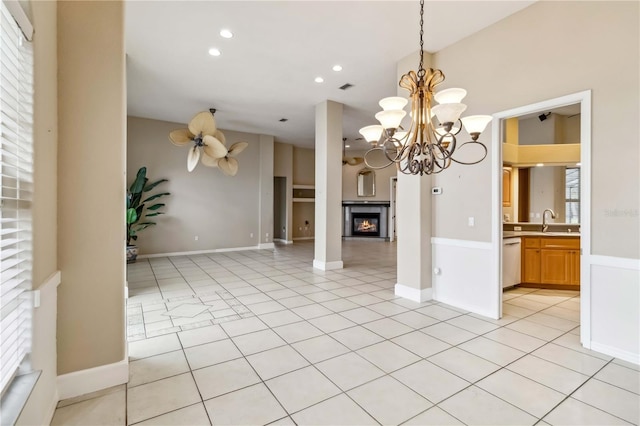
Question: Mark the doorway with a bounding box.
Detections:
[492,90,592,345]
[273,177,287,241]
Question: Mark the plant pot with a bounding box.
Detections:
[126,245,139,264]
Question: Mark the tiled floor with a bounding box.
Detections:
[52,241,640,425]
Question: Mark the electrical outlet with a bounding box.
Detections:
[194,235,199,241]
[250,233,254,238]
[468,217,475,227]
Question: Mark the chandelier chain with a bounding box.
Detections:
[418,0,425,79]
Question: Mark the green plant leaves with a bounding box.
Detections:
[143,192,170,203]
[127,166,170,245]
[143,179,168,192]
[126,208,138,225]
[130,167,147,194]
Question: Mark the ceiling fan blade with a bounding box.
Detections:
[202,135,228,158]
[169,128,193,146]
[219,157,239,176]
[187,146,201,172]
[228,141,248,157]
[188,111,217,136]
[201,152,219,167]
[214,130,226,145]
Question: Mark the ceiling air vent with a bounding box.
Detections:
[279,118,288,122]
[339,83,354,90]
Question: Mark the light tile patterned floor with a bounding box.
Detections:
[52,241,640,425]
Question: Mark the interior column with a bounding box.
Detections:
[394,50,433,302]
[395,173,433,301]
[313,100,343,270]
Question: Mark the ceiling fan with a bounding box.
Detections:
[342,138,364,166]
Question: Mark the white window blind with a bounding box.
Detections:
[0,1,34,395]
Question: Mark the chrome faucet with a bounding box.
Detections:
[542,208,557,232]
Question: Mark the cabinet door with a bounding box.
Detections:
[569,250,581,285]
[541,249,571,285]
[503,168,512,207]
[522,248,541,283]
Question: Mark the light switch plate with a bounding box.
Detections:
[468,217,475,227]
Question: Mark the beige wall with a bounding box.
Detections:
[17,1,59,424]
[292,202,315,239]
[342,150,397,201]
[433,1,639,258]
[57,0,126,374]
[293,147,315,185]
[128,116,273,253]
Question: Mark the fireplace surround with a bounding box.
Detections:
[343,201,389,239]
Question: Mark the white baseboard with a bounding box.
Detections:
[57,359,129,400]
[590,341,640,366]
[259,242,275,249]
[313,259,343,271]
[138,245,275,259]
[293,237,315,241]
[395,283,433,303]
[434,294,498,320]
[273,239,293,244]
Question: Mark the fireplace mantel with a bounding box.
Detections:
[343,202,390,239]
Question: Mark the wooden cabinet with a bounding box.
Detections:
[503,167,512,207]
[522,247,541,283]
[521,236,580,289]
[569,249,580,285]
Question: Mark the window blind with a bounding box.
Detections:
[0,1,34,394]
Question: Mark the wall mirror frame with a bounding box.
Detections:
[357,168,375,197]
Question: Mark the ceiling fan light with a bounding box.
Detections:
[359,125,384,143]
[434,88,467,104]
[375,110,406,130]
[379,96,408,111]
[461,114,493,134]
[432,103,467,124]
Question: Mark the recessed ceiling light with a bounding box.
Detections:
[208,48,221,57]
[345,144,350,148]
[536,163,544,167]
[314,77,324,83]
[576,162,582,166]
[220,29,233,39]
[332,65,343,72]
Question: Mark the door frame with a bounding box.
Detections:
[491,90,591,344]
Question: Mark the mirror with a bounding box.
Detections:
[357,169,375,197]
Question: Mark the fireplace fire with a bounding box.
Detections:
[352,213,381,237]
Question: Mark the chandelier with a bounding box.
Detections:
[359,0,492,176]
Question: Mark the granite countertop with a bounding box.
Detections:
[503,231,580,238]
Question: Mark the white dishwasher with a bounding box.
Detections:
[503,237,521,288]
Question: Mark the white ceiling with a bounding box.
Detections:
[126,1,536,151]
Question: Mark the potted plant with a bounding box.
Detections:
[126,166,170,263]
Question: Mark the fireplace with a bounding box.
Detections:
[352,213,381,237]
